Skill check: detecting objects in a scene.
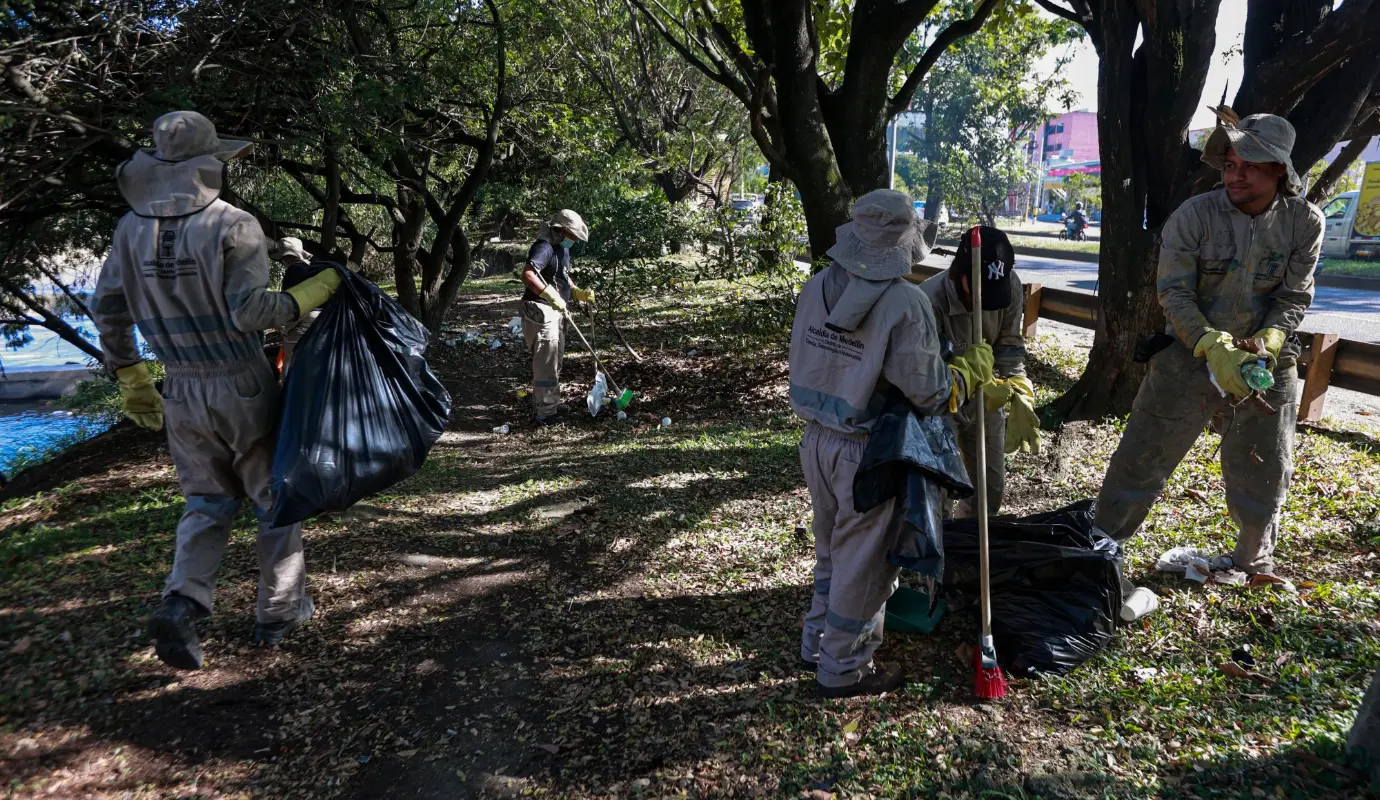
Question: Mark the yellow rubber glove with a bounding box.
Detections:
[1005,392,1040,454]
[538,284,568,312]
[571,286,595,304]
[946,343,995,413]
[984,375,1035,412]
[1194,330,1253,399]
[1251,327,1286,370]
[285,269,342,316]
[116,362,164,431]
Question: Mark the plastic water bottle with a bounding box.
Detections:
[1241,359,1274,392]
[492,424,510,434]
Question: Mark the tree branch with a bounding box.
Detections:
[1032,0,1083,27]
[888,0,1001,118]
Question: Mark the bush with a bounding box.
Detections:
[701,183,808,333]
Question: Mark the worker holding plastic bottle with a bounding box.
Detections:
[1095,112,1324,590]
[91,111,342,670]
[909,226,1039,517]
[789,189,993,698]
[520,209,594,425]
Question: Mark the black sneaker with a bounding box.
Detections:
[148,594,209,671]
[819,662,905,699]
[797,657,819,672]
[535,415,561,426]
[252,595,315,646]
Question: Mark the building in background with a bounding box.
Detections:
[1025,110,1101,215]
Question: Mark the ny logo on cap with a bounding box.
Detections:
[987,261,1006,281]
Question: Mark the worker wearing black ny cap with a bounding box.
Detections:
[908,226,1039,517]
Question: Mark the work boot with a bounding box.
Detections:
[819,662,905,699]
[555,403,572,414]
[148,593,209,671]
[797,656,819,672]
[252,595,315,646]
[1247,572,1297,593]
[535,414,561,427]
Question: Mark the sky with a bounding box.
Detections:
[1034,1,1249,131]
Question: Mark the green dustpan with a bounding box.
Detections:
[886,586,946,635]
[612,388,633,410]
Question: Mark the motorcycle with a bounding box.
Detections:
[1059,218,1089,242]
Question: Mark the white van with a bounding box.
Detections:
[1320,190,1380,260]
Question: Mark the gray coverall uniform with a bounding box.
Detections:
[91,150,309,623]
[279,258,322,365]
[1095,188,1324,575]
[520,233,571,418]
[918,270,1026,517]
[789,264,951,688]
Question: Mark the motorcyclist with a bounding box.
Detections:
[1065,203,1089,238]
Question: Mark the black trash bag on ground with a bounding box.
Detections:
[943,499,1121,677]
[268,267,452,527]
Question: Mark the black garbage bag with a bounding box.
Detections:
[943,500,1122,677]
[268,266,452,527]
[853,395,973,586]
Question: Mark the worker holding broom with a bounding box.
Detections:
[789,190,994,698]
[520,209,594,425]
[909,226,1039,517]
[1095,112,1323,589]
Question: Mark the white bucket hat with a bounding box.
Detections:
[548,209,589,242]
[826,189,935,281]
[271,237,311,263]
[152,110,253,162]
[1201,113,1301,194]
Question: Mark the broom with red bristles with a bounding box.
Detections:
[968,225,1009,700]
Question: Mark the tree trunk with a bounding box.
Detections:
[1047,240,1162,420]
[753,0,853,257]
[1051,0,1219,421]
[1349,664,1380,785]
[1307,133,1374,204]
[392,189,427,321]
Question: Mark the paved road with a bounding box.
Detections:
[921,251,1380,343]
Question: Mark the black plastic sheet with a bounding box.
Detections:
[944,500,1122,676]
[853,396,973,584]
[268,267,452,527]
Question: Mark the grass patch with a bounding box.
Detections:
[1005,233,1102,256]
[1320,258,1380,280]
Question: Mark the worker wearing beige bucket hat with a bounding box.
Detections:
[520,209,595,423]
[92,111,341,669]
[789,189,994,698]
[1094,111,1324,592]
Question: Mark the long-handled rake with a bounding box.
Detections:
[562,310,633,414]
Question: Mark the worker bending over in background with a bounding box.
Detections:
[520,209,594,425]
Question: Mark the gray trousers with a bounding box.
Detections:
[950,405,1006,518]
[162,360,306,623]
[1095,342,1298,575]
[521,300,566,418]
[799,423,901,689]
[280,309,320,364]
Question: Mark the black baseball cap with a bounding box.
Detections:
[949,226,1015,311]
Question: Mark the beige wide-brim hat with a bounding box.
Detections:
[152,110,253,162]
[272,236,311,263]
[1201,113,1302,194]
[826,189,935,281]
[548,209,589,242]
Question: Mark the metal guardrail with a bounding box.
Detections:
[908,264,1376,423]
